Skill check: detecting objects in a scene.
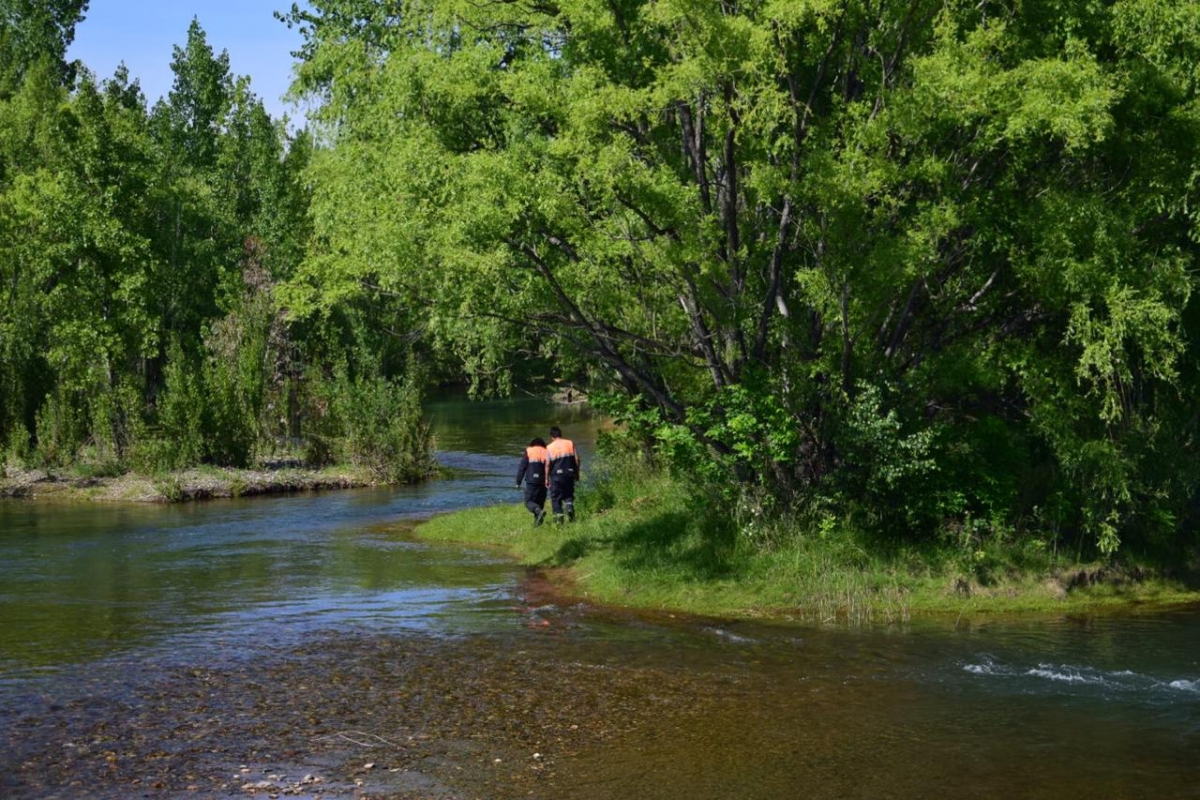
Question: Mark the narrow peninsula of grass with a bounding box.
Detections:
[0,463,383,503]
[414,469,1200,624]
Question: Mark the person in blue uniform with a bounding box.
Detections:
[515,437,549,526]
[546,426,581,524]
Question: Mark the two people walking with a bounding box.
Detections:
[515,426,580,526]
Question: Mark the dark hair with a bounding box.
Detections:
[530,437,546,447]
[549,426,562,438]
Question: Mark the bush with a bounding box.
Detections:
[828,381,941,536]
[339,371,435,483]
[71,454,126,480]
[157,342,206,469]
[126,436,180,475]
[203,354,257,467]
[88,381,142,466]
[33,391,85,468]
[300,363,342,467]
[3,425,32,472]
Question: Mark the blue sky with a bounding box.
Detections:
[67,2,309,122]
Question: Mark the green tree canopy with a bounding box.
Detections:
[0,0,88,90]
[285,0,1200,553]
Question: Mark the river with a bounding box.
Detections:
[1,395,1197,798]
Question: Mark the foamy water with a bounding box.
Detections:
[965,655,1200,697]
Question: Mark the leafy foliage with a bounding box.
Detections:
[0,13,434,481]
[339,370,436,483]
[0,0,88,89]
[284,0,1200,556]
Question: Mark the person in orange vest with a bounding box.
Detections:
[546,425,581,524]
[515,437,549,526]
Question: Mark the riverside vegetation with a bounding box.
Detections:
[3,2,1200,609]
[415,455,1200,623]
[283,0,1200,583]
[0,8,436,494]
[416,448,1200,623]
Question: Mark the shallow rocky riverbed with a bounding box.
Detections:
[0,579,747,800]
[2,632,678,798]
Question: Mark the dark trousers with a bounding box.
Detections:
[549,480,575,516]
[524,484,547,516]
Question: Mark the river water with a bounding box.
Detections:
[0,395,1197,798]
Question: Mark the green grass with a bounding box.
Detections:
[414,469,1200,625]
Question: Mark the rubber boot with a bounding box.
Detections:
[554,513,566,525]
[565,500,575,522]
[533,508,545,527]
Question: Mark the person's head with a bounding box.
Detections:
[530,437,546,447]
[549,426,562,439]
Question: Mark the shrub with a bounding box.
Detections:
[157,342,206,469]
[339,371,435,483]
[33,391,85,468]
[300,362,342,467]
[202,353,257,467]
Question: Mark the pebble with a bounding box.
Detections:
[242,780,275,790]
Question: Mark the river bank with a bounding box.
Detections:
[0,463,380,503]
[413,471,1200,623]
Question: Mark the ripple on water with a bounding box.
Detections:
[964,655,1200,700]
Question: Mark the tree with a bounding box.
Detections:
[144,18,237,351]
[0,57,161,460]
[159,17,233,169]
[0,0,88,91]
[285,0,1200,552]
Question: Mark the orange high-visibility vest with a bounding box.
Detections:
[547,438,579,480]
[522,445,548,485]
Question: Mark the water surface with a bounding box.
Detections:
[0,394,1196,798]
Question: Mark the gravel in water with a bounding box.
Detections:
[0,629,724,799]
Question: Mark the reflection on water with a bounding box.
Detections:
[425,390,602,455]
[1,394,1198,797]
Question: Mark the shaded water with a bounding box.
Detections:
[1,395,1197,798]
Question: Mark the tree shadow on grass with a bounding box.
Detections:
[547,509,741,582]
[551,534,602,565]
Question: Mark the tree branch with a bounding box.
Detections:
[509,235,690,420]
[752,196,794,364]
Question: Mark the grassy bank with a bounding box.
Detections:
[414,469,1200,624]
[0,463,381,503]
